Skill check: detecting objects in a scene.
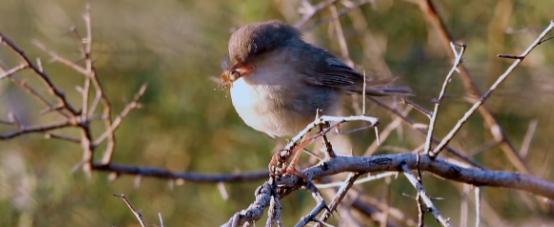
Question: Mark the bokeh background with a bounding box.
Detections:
[1,0,554,226]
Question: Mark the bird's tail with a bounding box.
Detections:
[364,84,413,97]
[353,77,412,97]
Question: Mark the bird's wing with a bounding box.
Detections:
[290,43,411,96]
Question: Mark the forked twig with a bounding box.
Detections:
[424,43,466,155]
[430,21,554,157]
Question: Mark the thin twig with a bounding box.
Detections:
[295,0,338,29]
[412,0,530,173]
[158,212,165,227]
[0,63,27,80]
[7,76,71,118]
[459,184,470,227]
[315,172,396,189]
[33,41,89,75]
[114,194,146,227]
[320,172,362,222]
[94,84,147,146]
[424,43,466,155]
[271,115,377,175]
[365,107,412,155]
[44,133,81,143]
[92,162,268,182]
[328,4,354,67]
[474,187,481,227]
[430,20,554,157]
[369,97,482,168]
[0,33,79,114]
[0,120,73,139]
[519,120,538,158]
[401,164,451,227]
[416,193,425,227]
[295,200,329,227]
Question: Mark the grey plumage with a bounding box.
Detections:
[225,20,410,137]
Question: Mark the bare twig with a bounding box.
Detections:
[271,115,377,175]
[328,4,354,67]
[320,172,362,222]
[315,172,396,189]
[0,63,27,80]
[519,120,538,158]
[92,162,268,182]
[295,0,338,29]
[158,212,165,227]
[114,194,146,227]
[474,187,481,227]
[0,120,73,139]
[430,20,554,157]
[369,97,482,168]
[94,84,147,146]
[7,76,71,118]
[424,43,466,155]
[44,133,81,143]
[416,194,425,227]
[412,0,531,173]
[295,200,329,227]
[402,164,451,227]
[33,41,89,75]
[365,107,411,155]
[0,33,79,114]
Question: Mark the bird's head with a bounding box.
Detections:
[220,20,300,86]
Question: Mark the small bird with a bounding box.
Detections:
[221,20,409,138]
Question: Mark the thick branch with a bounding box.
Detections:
[224,152,554,226]
[300,153,554,198]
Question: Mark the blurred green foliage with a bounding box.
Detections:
[1,0,554,226]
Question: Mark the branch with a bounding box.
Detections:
[369,97,482,168]
[0,120,74,139]
[424,43,466,155]
[412,0,531,173]
[114,194,146,227]
[224,152,554,226]
[0,33,79,115]
[430,20,554,157]
[92,162,268,183]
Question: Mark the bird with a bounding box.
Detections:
[221,20,410,139]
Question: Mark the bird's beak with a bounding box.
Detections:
[219,63,253,86]
[219,69,240,87]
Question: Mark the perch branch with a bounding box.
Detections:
[224,152,554,226]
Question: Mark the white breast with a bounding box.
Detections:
[229,49,340,137]
[230,77,291,137]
